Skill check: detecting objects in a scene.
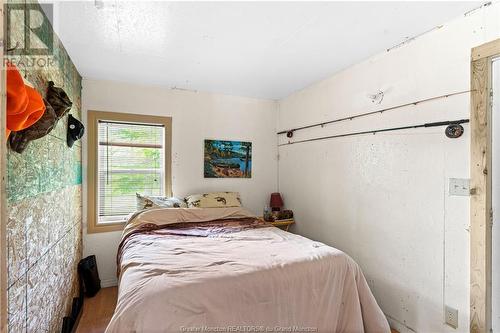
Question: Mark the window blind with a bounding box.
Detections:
[97,120,165,222]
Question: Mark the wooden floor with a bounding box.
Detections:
[76,287,118,333]
[76,286,399,333]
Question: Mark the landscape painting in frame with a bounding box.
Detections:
[204,140,252,178]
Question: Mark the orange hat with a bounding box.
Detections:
[6,63,45,137]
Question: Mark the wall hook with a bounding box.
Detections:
[7,41,19,52]
[368,90,385,105]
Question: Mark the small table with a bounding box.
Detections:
[269,218,295,232]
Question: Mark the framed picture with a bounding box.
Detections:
[204,140,252,178]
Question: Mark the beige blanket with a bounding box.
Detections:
[106,207,390,333]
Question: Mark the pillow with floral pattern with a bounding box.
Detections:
[185,192,241,208]
[136,193,187,211]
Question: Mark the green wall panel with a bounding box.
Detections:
[7,135,82,203]
[6,1,83,332]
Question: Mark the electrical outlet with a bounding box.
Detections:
[445,305,458,329]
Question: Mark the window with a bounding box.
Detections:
[98,121,164,221]
[87,111,172,233]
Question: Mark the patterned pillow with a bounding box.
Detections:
[136,193,187,211]
[184,192,241,208]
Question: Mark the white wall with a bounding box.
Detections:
[277,4,500,333]
[82,80,278,286]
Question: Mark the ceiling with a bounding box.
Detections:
[47,1,482,99]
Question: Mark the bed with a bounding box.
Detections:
[105,207,390,333]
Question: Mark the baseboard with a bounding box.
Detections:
[100,278,118,288]
[386,315,417,333]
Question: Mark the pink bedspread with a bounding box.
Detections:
[106,207,390,333]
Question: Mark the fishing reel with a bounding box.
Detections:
[445,124,464,138]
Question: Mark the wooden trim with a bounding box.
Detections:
[470,38,500,333]
[0,1,7,331]
[472,38,500,61]
[86,110,172,234]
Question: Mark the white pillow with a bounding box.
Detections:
[136,193,187,211]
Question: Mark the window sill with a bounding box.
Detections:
[87,221,125,234]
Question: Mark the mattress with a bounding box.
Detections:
[105,207,390,333]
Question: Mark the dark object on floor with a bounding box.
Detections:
[47,81,73,118]
[61,296,84,333]
[78,255,101,297]
[445,124,464,138]
[9,100,58,153]
[67,114,85,147]
[61,317,72,333]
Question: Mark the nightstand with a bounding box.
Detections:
[270,218,295,232]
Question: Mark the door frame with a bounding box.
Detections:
[0,0,7,331]
[0,1,7,332]
[470,38,500,333]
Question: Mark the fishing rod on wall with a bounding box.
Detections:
[278,119,469,147]
[277,89,472,146]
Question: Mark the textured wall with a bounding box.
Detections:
[277,4,499,333]
[6,1,83,332]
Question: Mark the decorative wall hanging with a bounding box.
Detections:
[67,114,85,147]
[204,140,252,178]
